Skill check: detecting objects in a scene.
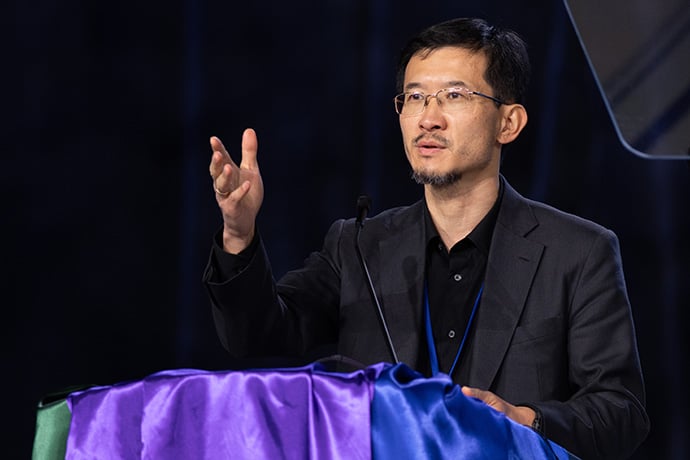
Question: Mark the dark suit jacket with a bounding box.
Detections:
[204,178,649,459]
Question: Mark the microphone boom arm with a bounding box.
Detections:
[354,195,400,364]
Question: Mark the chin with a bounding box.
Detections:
[410,169,460,187]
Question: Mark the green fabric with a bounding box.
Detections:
[32,398,71,460]
[32,385,94,460]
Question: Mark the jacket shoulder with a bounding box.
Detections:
[501,180,616,243]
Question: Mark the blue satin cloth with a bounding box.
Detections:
[61,362,577,459]
[372,364,575,459]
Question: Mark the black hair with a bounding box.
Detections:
[396,18,530,104]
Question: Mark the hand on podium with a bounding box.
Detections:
[462,386,537,428]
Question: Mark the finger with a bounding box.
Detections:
[209,151,224,179]
[210,136,230,158]
[239,128,259,170]
[462,386,476,397]
[213,163,233,196]
[225,180,251,203]
[461,386,486,400]
[209,136,237,178]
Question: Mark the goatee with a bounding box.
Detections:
[410,170,460,187]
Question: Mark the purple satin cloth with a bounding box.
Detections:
[66,364,387,459]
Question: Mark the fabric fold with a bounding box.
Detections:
[46,362,577,459]
[66,364,383,459]
[371,364,577,459]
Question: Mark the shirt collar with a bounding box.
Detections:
[423,180,504,255]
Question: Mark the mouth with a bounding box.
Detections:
[413,135,448,155]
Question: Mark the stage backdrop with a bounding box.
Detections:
[5,0,688,457]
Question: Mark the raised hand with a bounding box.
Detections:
[209,128,264,254]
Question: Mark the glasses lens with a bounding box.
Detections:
[394,95,405,114]
[440,89,471,111]
[396,93,425,115]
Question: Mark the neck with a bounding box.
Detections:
[425,176,499,249]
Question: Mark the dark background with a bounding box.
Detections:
[5,0,689,457]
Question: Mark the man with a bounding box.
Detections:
[204,18,649,459]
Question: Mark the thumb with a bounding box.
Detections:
[240,128,259,170]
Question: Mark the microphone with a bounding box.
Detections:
[355,195,371,228]
[354,194,399,364]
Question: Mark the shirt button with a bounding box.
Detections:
[448,330,456,339]
[453,274,462,282]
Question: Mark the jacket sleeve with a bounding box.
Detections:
[533,229,650,459]
[202,220,347,360]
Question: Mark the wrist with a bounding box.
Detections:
[520,405,544,435]
[513,405,537,427]
[222,228,255,254]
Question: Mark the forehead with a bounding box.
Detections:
[403,46,489,90]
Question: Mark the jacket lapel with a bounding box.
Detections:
[468,180,544,389]
[364,183,544,382]
[376,202,427,367]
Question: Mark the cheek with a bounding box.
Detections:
[453,113,497,143]
[399,117,415,138]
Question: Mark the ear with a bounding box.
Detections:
[497,104,528,145]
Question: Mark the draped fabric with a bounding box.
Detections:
[32,398,71,460]
[65,365,383,459]
[33,363,576,459]
[372,364,575,460]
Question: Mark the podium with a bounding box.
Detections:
[33,362,576,459]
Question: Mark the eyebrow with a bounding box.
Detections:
[403,81,470,91]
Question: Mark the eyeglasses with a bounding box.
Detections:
[393,87,506,116]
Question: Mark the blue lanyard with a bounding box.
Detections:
[423,280,484,376]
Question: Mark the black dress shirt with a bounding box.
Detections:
[417,183,503,382]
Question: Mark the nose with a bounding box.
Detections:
[423,93,443,110]
[419,95,446,131]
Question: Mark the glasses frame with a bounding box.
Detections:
[393,87,507,116]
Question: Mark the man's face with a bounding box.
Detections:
[399,46,505,187]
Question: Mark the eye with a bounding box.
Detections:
[445,89,467,100]
[407,92,425,102]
